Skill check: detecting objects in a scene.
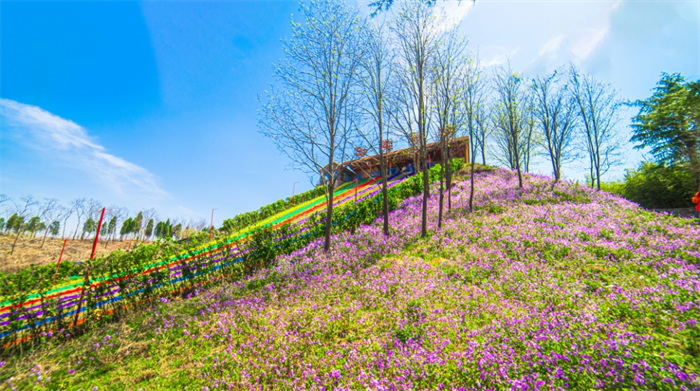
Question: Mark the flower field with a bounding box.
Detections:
[3,168,699,390]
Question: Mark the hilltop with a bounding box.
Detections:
[3,168,699,390]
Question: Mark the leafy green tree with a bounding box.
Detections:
[0,217,5,232]
[621,162,696,209]
[172,223,182,240]
[26,216,41,237]
[145,219,154,239]
[120,217,134,240]
[35,222,46,237]
[154,221,163,238]
[8,214,24,255]
[82,218,96,239]
[48,221,60,236]
[133,211,143,239]
[155,219,173,239]
[6,214,20,233]
[107,216,117,237]
[630,73,700,185]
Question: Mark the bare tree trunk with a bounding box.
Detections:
[10,228,21,255]
[438,135,445,228]
[469,151,476,213]
[446,146,452,213]
[421,144,429,237]
[41,228,49,248]
[380,129,389,237]
[324,143,335,252]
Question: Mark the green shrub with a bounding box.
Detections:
[605,162,697,209]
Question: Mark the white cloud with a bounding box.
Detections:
[481,46,520,67]
[570,27,608,60]
[0,98,168,198]
[538,35,564,57]
[438,1,474,30]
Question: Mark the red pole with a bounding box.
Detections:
[90,208,106,260]
[52,239,68,285]
[74,208,104,329]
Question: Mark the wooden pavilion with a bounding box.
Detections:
[320,136,469,187]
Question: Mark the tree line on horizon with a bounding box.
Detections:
[258,0,699,252]
[0,195,208,255]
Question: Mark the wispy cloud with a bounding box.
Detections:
[570,27,608,60]
[481,46,520,67]
[438,1,474,30]
[0,98,168,198]
[538,35,564,57]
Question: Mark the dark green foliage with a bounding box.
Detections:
[48,221,60,236]
[82,218,96,236]
[172,223,182,239]
[630,73,700,183]
[604,162,697,209]
[133,212,143,237]
[25,216,41,236]
[155,219,173,239]
[144,219,154,239]
[6,214,23,233]
[119,218,134,238]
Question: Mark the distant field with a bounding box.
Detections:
[0,236,136,273]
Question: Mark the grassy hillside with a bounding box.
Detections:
[2,169,699,390]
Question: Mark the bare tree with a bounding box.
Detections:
[473,97,491,166]
[141,208,158,240]
[520,105,539,173]
[81,199,103,240]
[357,19,395,236]
[9,195,38,255]
[70,198,86,240]
[0,194,10,218]
[58,206,73,240]
[569,65,623,190]
[491,63,530,188]
[392,0,444,237]
[113,207,129,242]
[259,0,366,251]
[430,25,468,225]
[460,53,488,212]
[191,218,207,232]
[389,69,421,171]
[37,198,61,247]
[531,69,579,183]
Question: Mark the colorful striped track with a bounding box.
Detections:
[0,172,415,344]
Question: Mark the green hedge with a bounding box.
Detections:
[221,185,326,234]
[603,162,697,209]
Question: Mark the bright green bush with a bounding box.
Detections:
[607,162,697,209]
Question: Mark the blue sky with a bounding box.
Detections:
[1,0,699,227]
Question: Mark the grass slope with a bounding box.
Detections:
[2,169,699,390]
